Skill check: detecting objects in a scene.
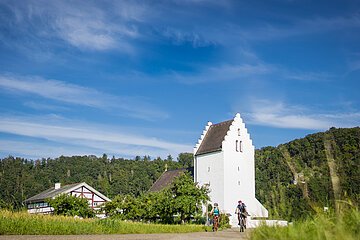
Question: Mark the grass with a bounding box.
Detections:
[0,210,207,235]
[250,208,360,240]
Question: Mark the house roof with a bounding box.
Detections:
[195,119,233,156]
[24,182,111,203]
[149,168,193,192]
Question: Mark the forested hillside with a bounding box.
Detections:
[0,153,193,209]
[0,128,359,221]
[255,127,360,221]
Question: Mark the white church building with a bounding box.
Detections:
[194,113,269,227]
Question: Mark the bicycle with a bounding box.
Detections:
[212,215,219,232]
[238,213,246,232]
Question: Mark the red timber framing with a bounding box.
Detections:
[70,186,106,208]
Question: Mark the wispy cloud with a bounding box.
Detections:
[0,115,191,159]
[244,99,360,130]
[53,6,138,52]
[0,74,169,121]
[23,101,70,112]
[240,14,360,41]
[162,61,332,84]
[167,63,274,84]
[158,27,216,48]
[0,0,143,52]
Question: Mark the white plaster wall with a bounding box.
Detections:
[195,151,224,208]
[222,114,257,226]
[28,207,53,214]
[93,194,105,201]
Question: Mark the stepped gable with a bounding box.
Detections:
[149,168,193,192]
[195,119,233,156]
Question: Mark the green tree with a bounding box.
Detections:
[177,153,193,168]
[48,194,95,218]
[170,172,210,223]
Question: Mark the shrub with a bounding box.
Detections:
[47,194,95,218]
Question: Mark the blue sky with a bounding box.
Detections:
[0,0,360,159]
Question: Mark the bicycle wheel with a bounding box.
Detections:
[239,217,245,232]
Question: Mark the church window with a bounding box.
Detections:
[238,181,241,185]
[238,166,240,171]
[208,166,211,172]
[238,128,240,136]
[239,141,243,152]
[236,140,239,152]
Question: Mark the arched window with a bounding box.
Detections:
[238,128,241,136]
[240,141,243,152]
[236,140,239,152]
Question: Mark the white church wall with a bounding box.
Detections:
[195,151,225,208]
[221,114,257,225]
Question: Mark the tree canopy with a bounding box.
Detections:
[103,172,209,224]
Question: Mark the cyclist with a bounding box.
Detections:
[210,203,220,231]
[235,200,248,229]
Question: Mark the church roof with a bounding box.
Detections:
[195,119,233,156]
[149,168,193,192]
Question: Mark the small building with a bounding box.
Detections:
[149,168,192,192]
[194,113,268,227]
[24,182,111,215]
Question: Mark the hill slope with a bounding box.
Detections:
[255,127,360,220]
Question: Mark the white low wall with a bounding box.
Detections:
[247,219,288,228]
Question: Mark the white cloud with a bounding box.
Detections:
[54,12,138,52]
[1,0,143,52]
[245,99,360,130]
[0,74,169,121]
[0,115,192,159]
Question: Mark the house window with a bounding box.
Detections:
[236,140,239,152]
[238,128,241,136]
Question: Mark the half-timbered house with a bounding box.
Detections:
[24,182,111,216]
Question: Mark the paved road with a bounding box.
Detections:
[0,228,251,240]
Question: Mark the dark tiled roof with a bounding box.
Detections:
[195,119,233,156]
[24,183,80,203]
[149,168,193,192]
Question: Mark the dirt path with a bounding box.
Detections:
[324,133,341,212]
[0,228,250,240]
